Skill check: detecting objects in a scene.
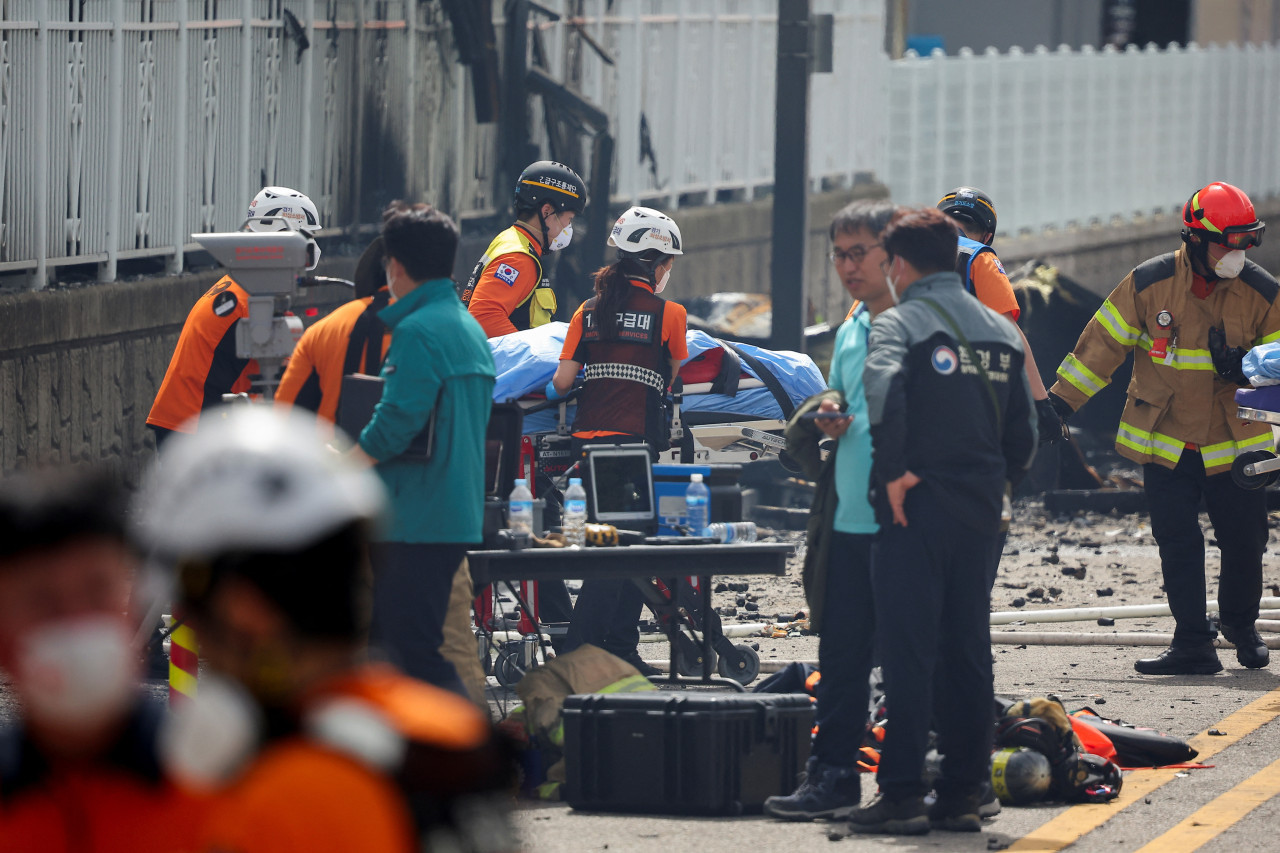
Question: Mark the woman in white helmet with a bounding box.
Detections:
[548,206,688,674]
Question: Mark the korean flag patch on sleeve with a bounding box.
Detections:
[495,263,520,286]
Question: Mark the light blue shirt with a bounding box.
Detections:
[827,305,878,535]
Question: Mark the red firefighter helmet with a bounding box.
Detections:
[1182,182,1265,249]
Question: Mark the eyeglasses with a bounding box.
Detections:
[829,243,881,265]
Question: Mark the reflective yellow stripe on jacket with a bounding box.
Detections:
[1116,423,1274,471]
[1133,333,1214,371]
[1057,353,1108,399]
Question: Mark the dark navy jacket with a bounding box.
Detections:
[864,271,1037,532]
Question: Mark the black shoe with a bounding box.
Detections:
[764,758,860,821]
[1222,624,1270,669]
[1134,644,1223,675]
[978,780,1002,818]
[928,789,982,832]
[848,792,929,836]
[617,652,662,678]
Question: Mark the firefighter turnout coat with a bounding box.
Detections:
[1051,246,1280,475]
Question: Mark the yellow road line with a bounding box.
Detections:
[1007,686,1280,852]
[1131,755,1280,853]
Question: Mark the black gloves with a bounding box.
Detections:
[1036,394,1071,445]
[1208,326,1251,386]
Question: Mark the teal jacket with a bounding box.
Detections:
[359,278,495,544]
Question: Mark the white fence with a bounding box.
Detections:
[883,41,1280,235]
[2,0,1280,288]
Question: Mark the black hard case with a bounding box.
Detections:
[562,691,813,815]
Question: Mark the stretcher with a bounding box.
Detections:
[1230,386,1280,488]
[491,322,825,469]
[472,325,822,689]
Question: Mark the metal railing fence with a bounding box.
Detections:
[3,0,1280,288]
[0,0,492,286]
[512,0,886,207]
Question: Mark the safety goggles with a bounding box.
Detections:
[1209,223,1265,250]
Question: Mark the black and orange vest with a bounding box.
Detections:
[571,282,674,449]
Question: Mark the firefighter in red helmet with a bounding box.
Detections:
[1049,181,1275,675]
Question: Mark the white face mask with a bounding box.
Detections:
[655,266,670,294]
[385,268,398,302]
[159,672,263,790]
[549,220,573,252]
[884,261,902,307]
[1214,249,1247,280]
[15,615,137,733]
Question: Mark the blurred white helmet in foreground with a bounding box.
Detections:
[136,405,385,561]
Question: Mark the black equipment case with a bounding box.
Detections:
[561,692,813,815]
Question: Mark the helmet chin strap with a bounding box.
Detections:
[1186,236,1221,281]
[537,208,554,252]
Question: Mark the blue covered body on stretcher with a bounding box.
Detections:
[488,323,827,461]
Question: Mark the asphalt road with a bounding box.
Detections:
[508,636,1280,853]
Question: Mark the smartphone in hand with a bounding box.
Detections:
[798,410,852,421]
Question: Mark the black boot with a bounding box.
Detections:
[1134,644,1222,675]
[1221,624,1270,669]
[848,791,929,835]
[763,757,860,821]
[928,788,983,832]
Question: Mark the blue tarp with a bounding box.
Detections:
[1244,340,1280,387]
[489,323,826,431]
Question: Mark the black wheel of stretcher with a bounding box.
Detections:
[716,644,761,686]
[1231,450,1279,490]
[494,641,526,688]
[675,633,716,677]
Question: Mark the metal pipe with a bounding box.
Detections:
[33,0,50,289]
[170,0,189,273]
[992,631,1280,650]
[240,0,253,220]
[989,597,1280,626]
[101,0,124,281]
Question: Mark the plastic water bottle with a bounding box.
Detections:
[705,522,758,543]
[685,473,710,537]
[508,479,534,534]
[563,478,587,547]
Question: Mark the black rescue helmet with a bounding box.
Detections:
[514,161,588,216]
[938,186,998,239]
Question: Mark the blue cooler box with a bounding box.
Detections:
[653,463,745,535]
[652,464,711,535]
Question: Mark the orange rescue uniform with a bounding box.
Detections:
[462,223,547,338]
[0,703,208,853]
[192,665,513,853]
[147,275,258,432]
[276,290,391,427]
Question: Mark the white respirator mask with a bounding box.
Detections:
[14,615,137,733]
[1214,249,1247,280]
[549,221,573,252]
[655,266,671,294]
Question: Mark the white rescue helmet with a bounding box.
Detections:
[607,206,684,257]
[246,186,322,237]
[135,405,386,561]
